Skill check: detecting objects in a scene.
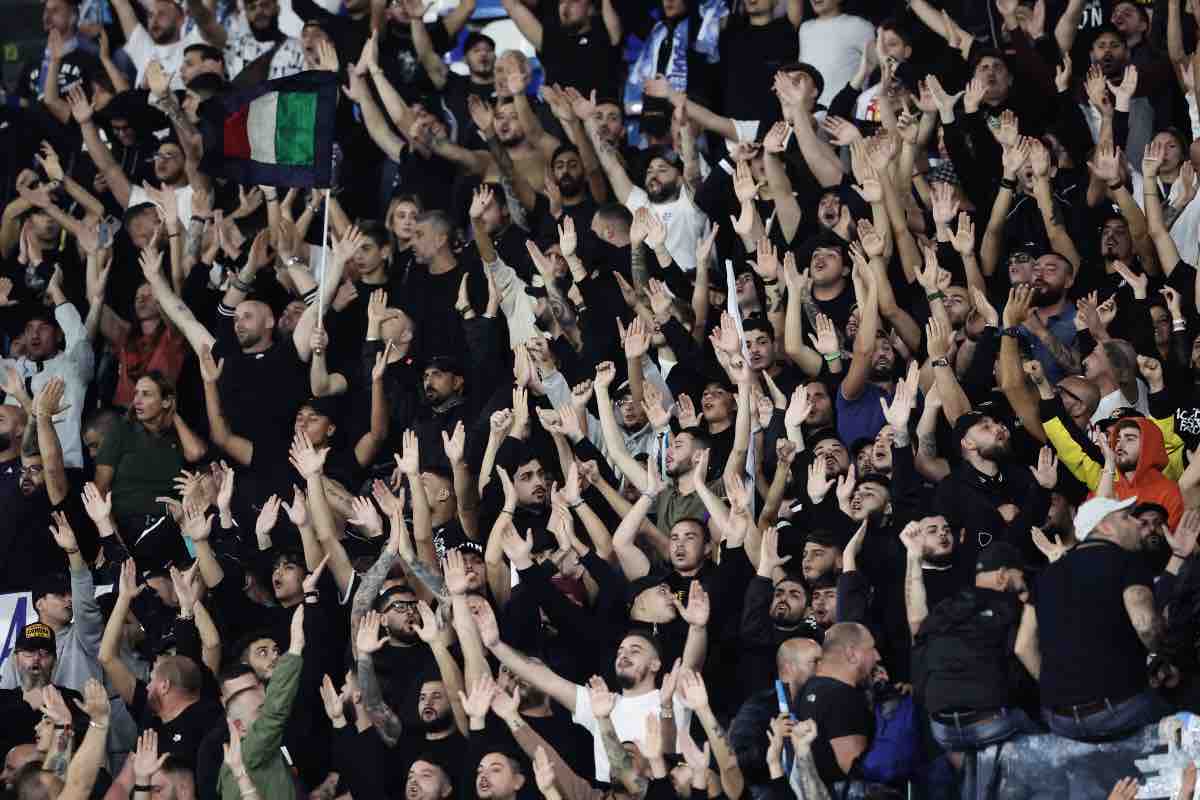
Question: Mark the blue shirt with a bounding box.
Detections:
[1021,303,1078,385]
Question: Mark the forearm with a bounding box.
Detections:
[356,654,403,746]
[904,553,928,635]
[599,717,647,795]
[792,112,844,187]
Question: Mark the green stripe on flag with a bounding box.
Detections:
[274,92,317,166]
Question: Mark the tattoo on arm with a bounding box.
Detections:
[1037,333,1081,375]
[918,434,938,457]
[631,245,648,290]
[351,548,399,631]
[407,559,449,601]
[152,92,200,139]
[43,730,73,778]
[357,654,403,747]
[790,751,831,800]
[1164,204,1185,230]
[599,718,648,795]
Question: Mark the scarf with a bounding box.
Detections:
[625,0,728,108]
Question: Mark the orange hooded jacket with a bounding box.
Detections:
[1095,417,1184,530]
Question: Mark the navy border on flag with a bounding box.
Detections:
[199,70,339,189]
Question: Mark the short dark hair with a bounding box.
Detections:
[217,662,258,688]
[622,627,665,661]
[551,143,581,165]
[743,314,776,341]
[183,43,224,62]
[677,425,713,450]
[356,219,391,249]
[232,631,278,665]
[878,16,914,47]
[593,203,633,230]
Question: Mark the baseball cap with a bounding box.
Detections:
[1074,495,1138,541]
[952,411,988,446]
[807,427,842,450]
[32,573,70,605]
[975,541,1025,573]
[462,31,496,53]
[16,621,56,654]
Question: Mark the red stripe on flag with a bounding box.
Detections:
[223,106,252,160]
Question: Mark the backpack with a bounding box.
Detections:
[911,588,1021,714]
[859,694,921,784]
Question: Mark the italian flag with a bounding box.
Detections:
[201,70,337,188]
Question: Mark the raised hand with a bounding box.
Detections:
[674,580,710,627]
[355,609,386,654]
[48,511,79,554]
[587,675,617,718]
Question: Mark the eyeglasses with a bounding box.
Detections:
[1054,384,1083,405]
[20,464,44,477]
[383,600,418,614]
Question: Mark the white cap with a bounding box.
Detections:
[1074,495,1138,541]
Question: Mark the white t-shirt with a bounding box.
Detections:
[625,186,709,272]
[122,24,204,91]
[797,14,875,108]
[573,685,691,783]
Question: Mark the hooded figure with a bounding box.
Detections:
[1098,418,1184,530]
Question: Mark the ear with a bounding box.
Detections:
[451,375,464,393]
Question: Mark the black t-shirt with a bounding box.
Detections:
[538,16,623,98]
[442,73,498,148]
[17,48,100,105]
[1034,539,1155,707]
[792,675,873,786]
[0,684,84,767]
[813,285,856,336]
[718,18,798,122]
[130,683,224,768]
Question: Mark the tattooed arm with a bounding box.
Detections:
[406,559,449,603]
[631,243,650,292]
[350,547,399,644]
[788,743,831,800]
[598,716,648,796]
[356,651,403,747]
[43,725,74,778]
[684,673,744,799]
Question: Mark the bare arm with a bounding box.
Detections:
[583,117,636,203]
[489,640,578,711]
[185,0,227,47]
[107,0,140,40]
[411,17,449,89]
[1124,584,1164,652]
[1055,0,1086,55]
[498,0,544,49]
[1014,602,1040,679]
[903,549,927,637]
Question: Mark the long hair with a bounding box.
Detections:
[125,370,176,424]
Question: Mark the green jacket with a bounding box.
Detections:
[218,652,302,800]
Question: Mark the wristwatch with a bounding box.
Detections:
[930,357,950,368]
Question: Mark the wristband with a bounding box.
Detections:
[568,500,583,509]
[192,215,211,224]
[926,291,946,302]
[822,351,841,363]
[53,723,70,730]
[133,785,154,794]
[89,720,108,729]
[304,590,319,598]
[1001,326,1023,338]
[231,276,253,293]
[1000,177,1017,191]
[63,548,79,554]
[499,509,513,516]
[1174,320,1187,332]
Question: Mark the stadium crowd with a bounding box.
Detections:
[6,0,1200,796]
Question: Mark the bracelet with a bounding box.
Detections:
[499,509,513,516]
[926,291,946,302]
[822,351,841,363]
[89,720,108,729]
[999,177,1017,191]
[53,723,70,730]
[133,785,154,793]
[285,255,304,268]
[168,233,180,239]
[930,357,950,368]
[568,500,583,509]
[660,709,674,719]
[231,276,253,293]
[1001,326,1023,338]
[304,590,319,598]
[63,548,79,554]
[1107,181,1123,191]
[192,215,211,223]
[1174,320,1187,331]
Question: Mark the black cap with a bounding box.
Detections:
[425,355,465,377]
[1007,241,1044,260]
[447,539,484,558]
[140,564,171,583]
[805,528,844,548]
[374,584,417,611]
[1097,407,1143,432]
[32,573,70,605]
[16,621,56,653]
[975,541,1025,573]
[952,411,987,447]
[299,395,340,420]
[462,31,496,53]
[1133,501,1169,519]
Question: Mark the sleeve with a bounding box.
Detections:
[94,418,125,468]
[624,187,650,213]
[69,566,104,656]
[739,576,775,647]
[120,24,154,70]
[240,652,303,769]
[1150,390,1186,482]
[1039,397,1103,489]
[836,570,872,624]
[483,257,539,346]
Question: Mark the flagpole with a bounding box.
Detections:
[317,188,331,328]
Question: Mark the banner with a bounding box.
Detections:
[0,592,38,671]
